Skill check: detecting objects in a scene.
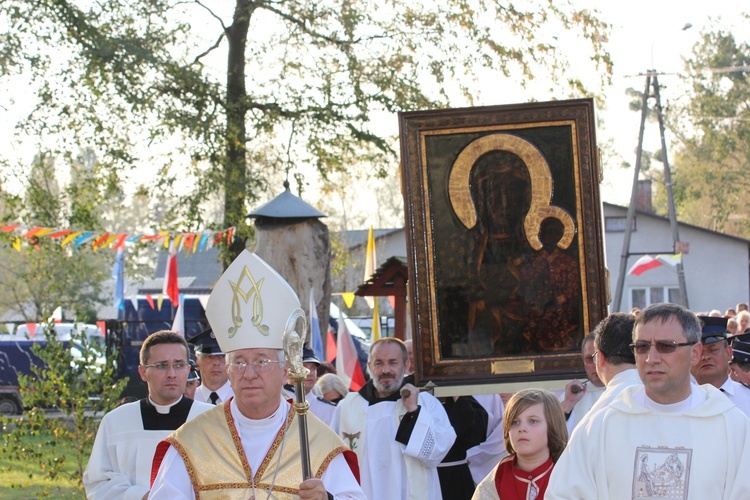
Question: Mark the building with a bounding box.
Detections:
[603,202,750,314]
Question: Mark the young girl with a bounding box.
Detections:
[472,389,568,500]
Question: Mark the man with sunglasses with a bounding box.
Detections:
[547,303,750,499]
[150,251,364,499]
[84,331,212,500]
[691,316,750,417]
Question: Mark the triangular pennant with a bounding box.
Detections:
[91,233,110,249]
[341,292,356,309]
[26,322,37,338]
[48,229,73,239]
[96,321,106,337]
[145,294,155,309]
[61,231,82,247]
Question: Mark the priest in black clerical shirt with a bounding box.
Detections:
[83,331,212,500]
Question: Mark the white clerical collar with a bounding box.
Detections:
[149,395,183,414]
[231,396,289,430]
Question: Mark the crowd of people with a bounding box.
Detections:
[81,250,750,499]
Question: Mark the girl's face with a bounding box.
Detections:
[509,403,549,460]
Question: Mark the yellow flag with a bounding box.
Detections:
[61,231,81,247]
[341,292,356,309]
[371,298,381,341]
[364,227,376,308]
[12,237,21,251]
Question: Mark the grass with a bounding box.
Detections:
[0,428,85,499]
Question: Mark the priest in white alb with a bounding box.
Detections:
[83,331,212,500]
[332,337,456,499]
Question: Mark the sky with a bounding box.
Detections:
[1,1,748,226]
[582,0,747,205]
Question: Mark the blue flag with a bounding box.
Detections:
[309,288,324,360]
[112,247,125,309]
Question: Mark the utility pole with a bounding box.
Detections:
[612,71,689,312]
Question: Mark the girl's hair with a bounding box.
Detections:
[503,388,569,462]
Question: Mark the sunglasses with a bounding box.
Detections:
[629,340,696,355]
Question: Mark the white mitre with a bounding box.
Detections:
[206,249,300,352]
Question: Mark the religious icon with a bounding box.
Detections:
[399,99,608,387]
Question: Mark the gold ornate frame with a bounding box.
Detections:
[399,99,608,387]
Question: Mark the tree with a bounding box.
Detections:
[0,325,128,490]
[667,26,750,236]
[2,0,612,267]
[0,154,114,320]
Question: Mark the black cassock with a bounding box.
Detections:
[437,395,489,500]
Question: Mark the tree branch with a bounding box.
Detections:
[194,33,226,64]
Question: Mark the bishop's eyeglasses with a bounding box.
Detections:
[227,359,280,374]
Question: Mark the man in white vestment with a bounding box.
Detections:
[188,328,234,405]
[691,315,750,417]
[559,331,605,433]
[576,312,641,428]
[547,303,750,500]
[83,331,212,500]
[150,250,364,499]
[283,346,336,427]
[332,337,456,499]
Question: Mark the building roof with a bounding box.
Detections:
[339,228,405,251]
[248,181,326,219]
[604,202,750,246]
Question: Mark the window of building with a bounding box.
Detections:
[630,287,681,310]
[605,216,636,232]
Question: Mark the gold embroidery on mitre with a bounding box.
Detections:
[228,266,270,337]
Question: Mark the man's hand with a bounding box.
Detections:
[298,478,328,499]
[400,382,419,412]
[562,379,586,414]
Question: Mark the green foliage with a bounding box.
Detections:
[0,431,81,498]
[667,24,750,236]
[0,154,112,320]
[0,324,128,489]
[1,0,613,265]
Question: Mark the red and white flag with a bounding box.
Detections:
[336,311,366,391]
[163,242,179,305]
[628,253,682,276]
